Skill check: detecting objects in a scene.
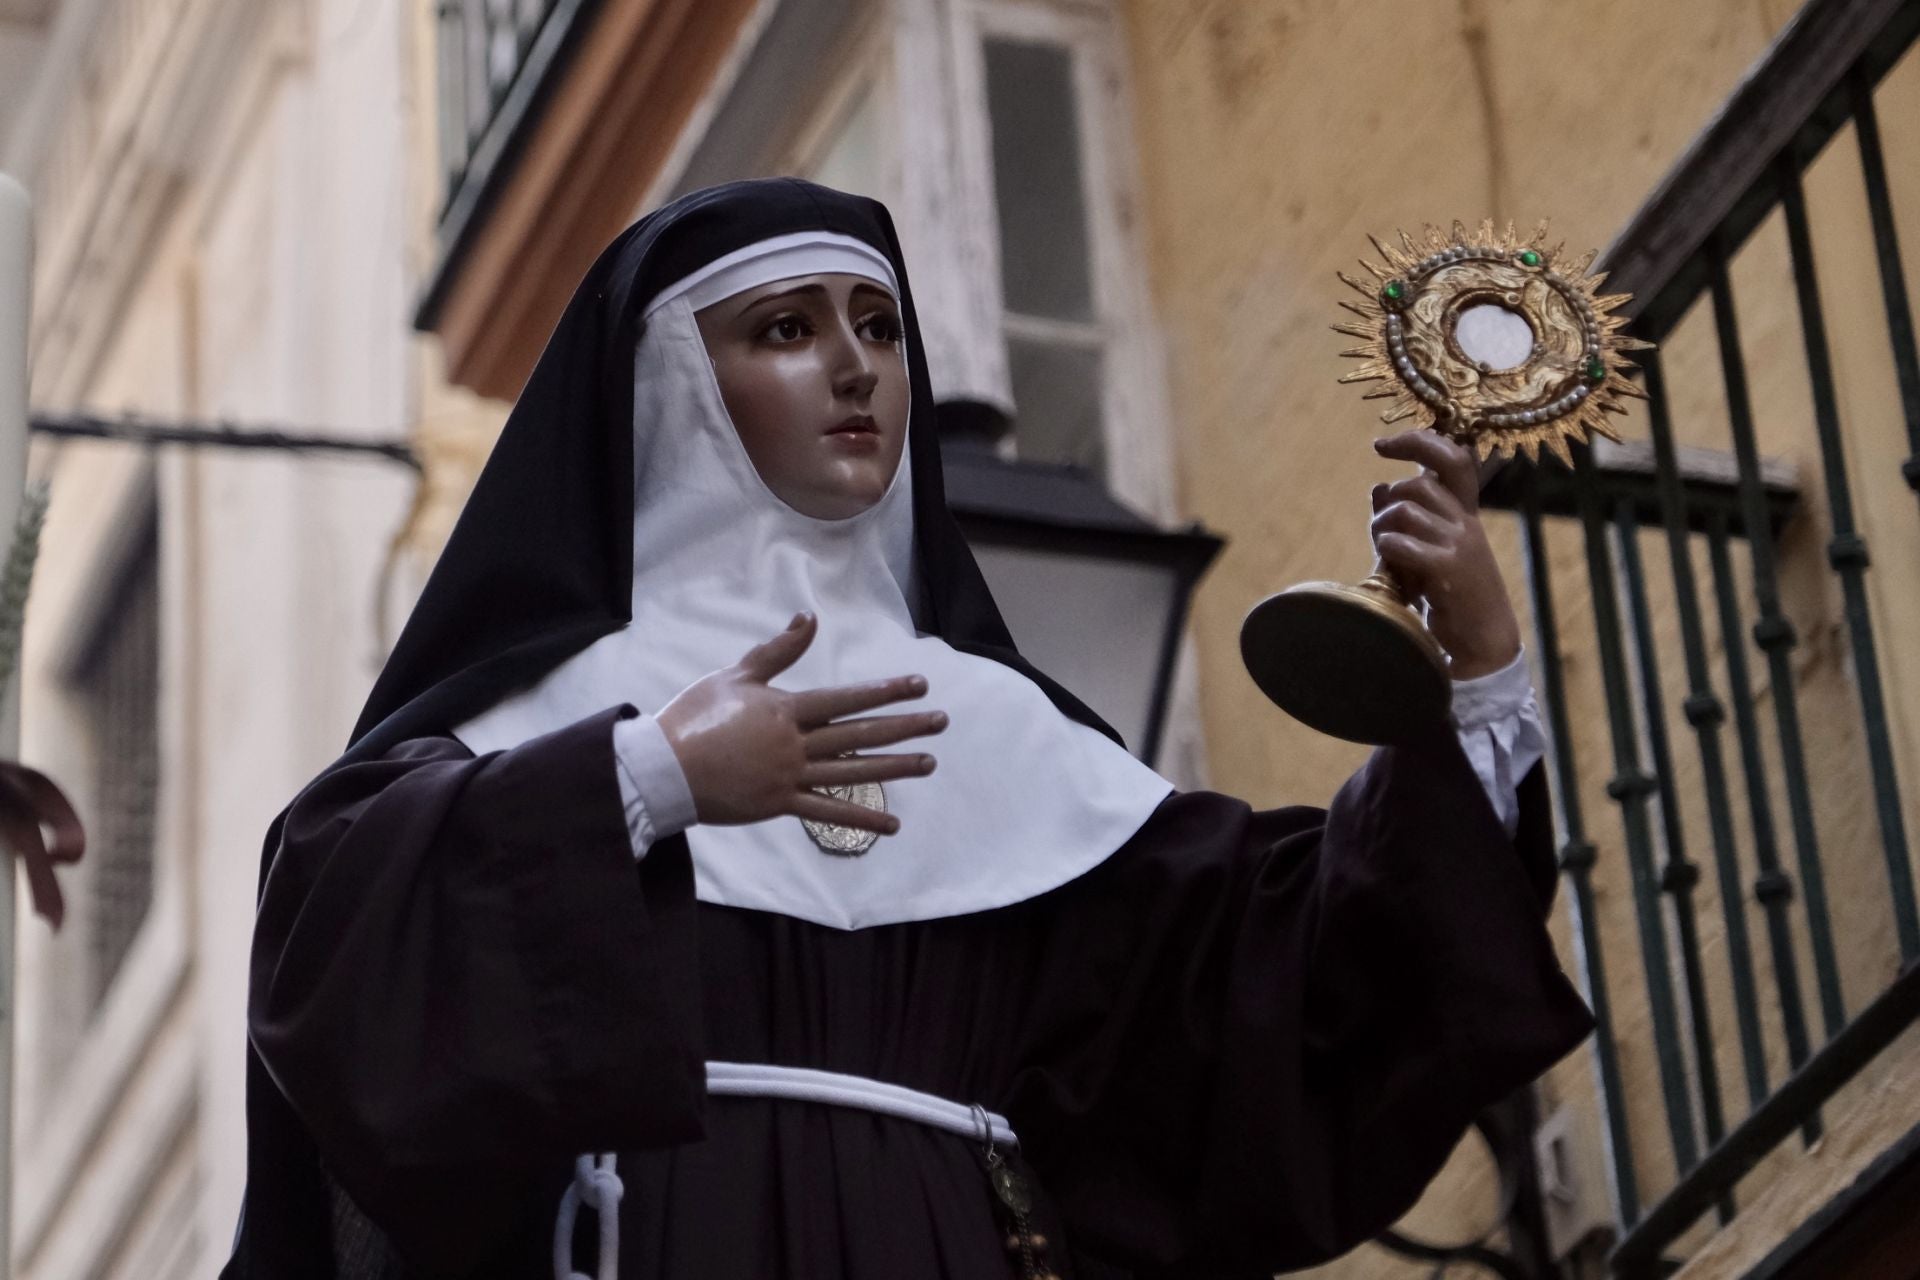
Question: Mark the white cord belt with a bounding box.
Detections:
[554,1062,1016,1280]
[705,1060,1019,1147]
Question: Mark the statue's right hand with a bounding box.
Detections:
[654,612,947,834]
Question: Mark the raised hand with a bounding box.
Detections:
[1369,430,1522,680]
[654,612,947,835]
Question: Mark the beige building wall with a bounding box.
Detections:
[10,0,420,1275]
[1120,0,1920,1274]
[12,0,1920,1276]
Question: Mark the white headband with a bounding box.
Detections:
[642,230,900,319]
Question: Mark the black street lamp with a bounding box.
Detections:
[937,401,1223,765]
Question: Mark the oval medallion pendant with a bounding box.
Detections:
[800,780,887,857]
[990,1161,1033,1216]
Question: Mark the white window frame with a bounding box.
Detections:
[12,453,194,1275]
[944,0,1179,523]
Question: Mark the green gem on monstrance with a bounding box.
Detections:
[1519,249,1542,267]
[1585,356,1607,381]
[1381,280,1406,306]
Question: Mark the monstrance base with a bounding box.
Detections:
[1239,578,1451,746]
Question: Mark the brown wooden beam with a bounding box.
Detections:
[1598,0,1918,335]
[1744,1119,1920,1280]
[429,0,759,403]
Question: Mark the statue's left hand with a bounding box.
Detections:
[1369,429,1522,680]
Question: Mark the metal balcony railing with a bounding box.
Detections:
[426,0,604,317]
[1483,0,1920,1273]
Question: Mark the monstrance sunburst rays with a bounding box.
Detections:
[1333,219,1653,467]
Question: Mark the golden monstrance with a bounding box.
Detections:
[1239,220,1651,745]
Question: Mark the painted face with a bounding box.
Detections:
[694,272,910,521]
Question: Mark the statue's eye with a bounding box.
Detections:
[861,313,904,343]
[763,315,809,342]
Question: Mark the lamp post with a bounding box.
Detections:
[937,400,1222,765]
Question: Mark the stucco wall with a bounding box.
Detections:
[1120,0,1920,1274]
[12,0,418,1274]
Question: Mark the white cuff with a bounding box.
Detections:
[612,713,699,859]
[1450,648,1548,837]
[1451,647,1534,728]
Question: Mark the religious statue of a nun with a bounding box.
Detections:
[223,178,1592,1280]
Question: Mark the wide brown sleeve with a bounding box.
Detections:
[1007,726,1592,1277]
[247,705,705,1271]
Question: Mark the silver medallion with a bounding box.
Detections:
[989,1159,1033,1216]
[800,779,887,856]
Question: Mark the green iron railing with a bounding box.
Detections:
[418,0,605,329]
[1484,0,1920,1273]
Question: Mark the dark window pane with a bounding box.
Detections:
[1008,335,1104,475]
[78,513,159,1014]
[984,37,1094,322]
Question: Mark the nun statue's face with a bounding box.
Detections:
[696,272,909,520]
